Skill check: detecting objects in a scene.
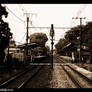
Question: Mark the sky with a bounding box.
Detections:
[2,4,92,49]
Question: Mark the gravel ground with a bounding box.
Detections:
[25,56,77,88]
[50,65,76,88]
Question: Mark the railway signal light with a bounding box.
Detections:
[50,24,55,37]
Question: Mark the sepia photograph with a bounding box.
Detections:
[0,4,92,90]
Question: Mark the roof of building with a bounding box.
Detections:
[17,43,38,48]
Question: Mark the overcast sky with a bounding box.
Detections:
[2,4,92,49]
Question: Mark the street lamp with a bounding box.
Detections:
[50,24,55,69]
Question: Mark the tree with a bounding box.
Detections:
[55,38,68,55]
[55,21,92,63]
[29,33,48,46]
[84,22,92,63]
[55,25,86,55]
[0,4,12,64]
[84,22,92,47]
[45,45,51,56]
[29,33,48,56]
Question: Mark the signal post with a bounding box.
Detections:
[50,24,55,69]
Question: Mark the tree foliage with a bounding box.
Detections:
[45,45,51,56]
[84,22,92,47]
[55,38,68,54]
[29,33,48,56]
[65,23,92,48]
[0,4,12,64]
[29,33,48,46]
[55,21,92,55]
[65,25,85,43]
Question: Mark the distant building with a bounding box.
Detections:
[5,39,18,54]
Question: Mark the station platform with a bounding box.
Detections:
[60,55,92,80]
[69,63,92,80]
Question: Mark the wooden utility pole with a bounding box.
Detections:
[7,29,9,65]
[72,17,86,63]
[26,16,29,64]
[24,13,36,64]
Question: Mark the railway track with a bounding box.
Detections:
[62,65,82,88]
[0,65,42,88]
[55,56,65,63]
[62,65,92,88]
[55,55,72,63]
[55,56,92,88]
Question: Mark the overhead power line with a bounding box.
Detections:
[28,27,71,29]
[3,4,25,23]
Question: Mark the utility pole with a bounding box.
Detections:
[24,13,36,64]
[72,17,86,63]
[26,16,29,64]
[7,29,9,66]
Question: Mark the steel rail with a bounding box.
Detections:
[57,55,92,84]
[62,65,82,88]
[0,66,36,88]
[18,66,43,88]
[55,56,82,88]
